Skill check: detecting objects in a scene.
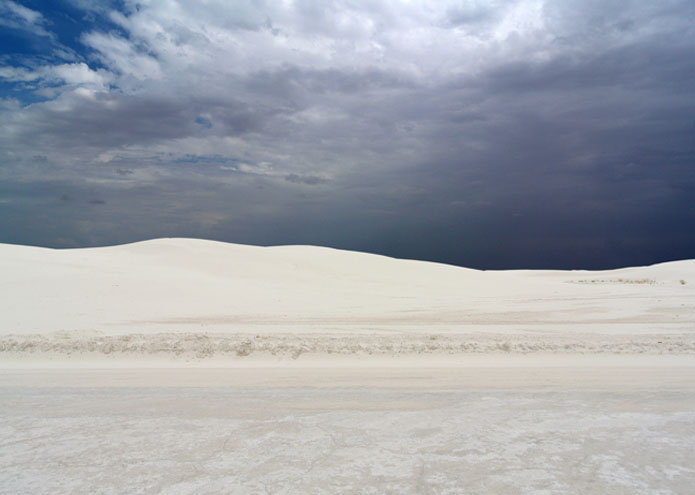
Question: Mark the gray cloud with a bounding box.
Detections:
[284,174,328,186]
[0,0,693,268]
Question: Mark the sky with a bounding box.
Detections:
[0,0,693,269]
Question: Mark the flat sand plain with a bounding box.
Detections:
[1,239,694,494]
[2,367,695,494]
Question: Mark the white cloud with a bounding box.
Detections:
[0,0,51,37]
[0,63,113,91]
[4,0,41,23]
[49,63,113,88]
[81,32,162,82]
[0,66,41,82]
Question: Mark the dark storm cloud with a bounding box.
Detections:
[483,38,694,94]
[284,173,328,186]
[3,92,265,153]
[0,0,693,268]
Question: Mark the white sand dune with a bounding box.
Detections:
[3,239,695,494]
[1,237,694,366]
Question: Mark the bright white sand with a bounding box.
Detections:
[2,368,695,494]
[1,239,694,494]
[1,237,694,365]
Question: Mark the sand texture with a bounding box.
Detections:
[2,368,695,495]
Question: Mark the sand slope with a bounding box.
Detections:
[1,238,694,365]
[3,240,695,493]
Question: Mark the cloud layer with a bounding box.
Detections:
[1,0,694,268]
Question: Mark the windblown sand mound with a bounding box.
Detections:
[1,238,693,365]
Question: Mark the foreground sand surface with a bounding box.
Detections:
[2,368,695,494]
[1,239,694,493]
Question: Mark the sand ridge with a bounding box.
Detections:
[1,238,694,367]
